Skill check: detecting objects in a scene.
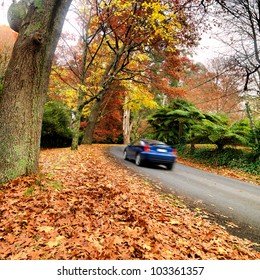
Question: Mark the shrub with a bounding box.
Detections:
[41,100,72,148]
[176,145,259,175]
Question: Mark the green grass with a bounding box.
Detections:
[23,187,35,196]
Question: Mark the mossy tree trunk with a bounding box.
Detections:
[71,110,83,150]
[71,88,85,151]
[0,0,72,184]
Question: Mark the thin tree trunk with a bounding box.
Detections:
[81,96,103,145]
[245,101,258,145]
[123,106,131,145]
[71,88,85,150]
[71,111,82,150]
[0,0,71,184]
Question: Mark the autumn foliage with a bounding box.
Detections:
[0,25,17,51]
[92,88,123,143]
[182,61,243,119]
[0,145,259,260]
[0,25,17,82]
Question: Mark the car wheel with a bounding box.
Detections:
[166,163,173,170]
[123,150,129,160]
[135,153,143,166]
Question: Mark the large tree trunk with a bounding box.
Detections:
[0,0,72,184]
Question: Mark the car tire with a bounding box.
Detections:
[135,153,143,166]
[123,150,129,160]
[166,163,173,170]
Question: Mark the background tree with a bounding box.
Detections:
[148,52,195,105]
[193,114,250,150]
[148,99,205,146]
[183,58,243,120]
[53,0,111,150]
[49,0,208,146]
[0,0,72,184]
[148,98,251,150]
[213,0,260,89]
[92,87,123,143]
[122,79,158,144]
[81,0,205,144]
[211,0,260,143]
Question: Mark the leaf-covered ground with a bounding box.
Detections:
[0,145,259,260]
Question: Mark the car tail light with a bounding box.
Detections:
[172,148,177,156]
[144,145,150,152]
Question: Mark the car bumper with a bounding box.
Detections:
[140,152,176,164]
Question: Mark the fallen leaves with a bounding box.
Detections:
[0,145,259,260]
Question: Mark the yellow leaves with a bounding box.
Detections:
[103,0,181,50]
[122,81,158,112]
[38,222,66,249]
[38,226,54,233]
[63,89,78,110]
[142,1,168,26]
[86,236,104,252]
[169,219,180,225]
[141,0,181,48]
[217,247,226,255]
[38,226,66,248]
[47,236,66,248]
[113,0,132,13]
[78,83,88,93]
[135,53,149,62]
[142,243,152,251]
[123,226,141,237]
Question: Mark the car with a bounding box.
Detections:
[123,139,177,170]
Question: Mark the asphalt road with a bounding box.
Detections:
[109,146,260,246]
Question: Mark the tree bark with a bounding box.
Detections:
[71,88,85,150]
[71,110,82,150]
[245,100,258,145]
[81,96,103,145]
[0,0,72,184]
[123,103,131,145]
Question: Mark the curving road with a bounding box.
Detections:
[109,146,260,246]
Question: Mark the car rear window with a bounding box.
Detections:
[144,139,167,146]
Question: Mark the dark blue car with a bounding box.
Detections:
[123,139,177,170]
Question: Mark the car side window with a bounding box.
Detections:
[131,139,142,146]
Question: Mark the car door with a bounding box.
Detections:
[127,139,141,159]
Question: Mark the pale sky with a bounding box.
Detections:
[192,32,225,65]
[0,0,11,25]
